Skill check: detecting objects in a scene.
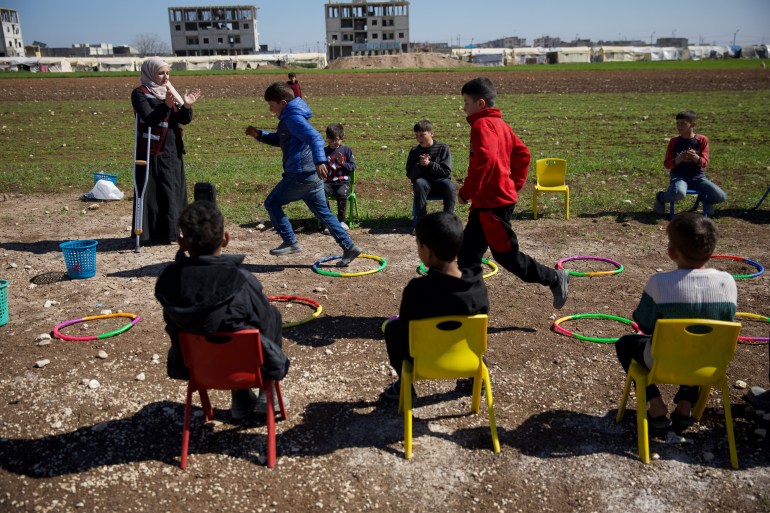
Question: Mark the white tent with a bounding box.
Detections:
[644,47,682,61]
[451,48,512,65]
[512,47,547,65]
[687,45,733,60]
[97,57,136,72]
[551,46,592,64]
[594,46,647,62]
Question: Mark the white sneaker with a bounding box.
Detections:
[340,221,349,231]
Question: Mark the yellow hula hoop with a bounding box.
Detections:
[312,253,387,277]
[736,312,770,343]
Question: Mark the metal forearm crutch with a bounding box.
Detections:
[133,113,151,253]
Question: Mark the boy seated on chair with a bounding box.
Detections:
[155,200,289,420]
[615,212,736,431]
[381,211,489,400]
[406,119,456,230]
[653,109,727,216]
[322,123,356,233]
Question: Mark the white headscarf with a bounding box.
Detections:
[140,56,184,106]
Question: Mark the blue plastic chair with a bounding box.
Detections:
[669,190,707,220]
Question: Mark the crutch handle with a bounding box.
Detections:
[135,160,147,166]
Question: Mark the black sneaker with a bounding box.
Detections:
[653,192,666,215]
[381,380,416,401]
[647,412,672,430]
[269,242,301,256]
[336,244,362,267]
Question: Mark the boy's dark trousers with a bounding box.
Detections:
[384,318,410,377]
[457,204,557,286]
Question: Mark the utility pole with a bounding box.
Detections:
[733,29,739,45]
[650,31,655,45]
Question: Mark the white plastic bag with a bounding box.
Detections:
[88,179,124,201]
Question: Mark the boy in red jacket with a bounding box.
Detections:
[457,77,568,309]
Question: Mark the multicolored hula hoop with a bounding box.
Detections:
[312,253,387,277]
[381,314,399,334]
[268,295,323,328]
[53,313,141,341]
[736,312,770,343]
[711,255,765,279]
[557,256,624,277]
[417,258,499,279]
[552,313,642,344]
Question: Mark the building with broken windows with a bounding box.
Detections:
[1,8,24,57]
[168,5,259,56]
[324,0,409,60]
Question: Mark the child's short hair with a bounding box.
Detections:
[413,119,433,133]
[326,123,345,140]
[415,211,464,263]
[676,109,697,122]
[178,200,224,256]
[461,77,496,107]
[264,81,295,102]
[667,212,718,265]
[288,72,297,79]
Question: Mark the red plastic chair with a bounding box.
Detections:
[178,329,287,469]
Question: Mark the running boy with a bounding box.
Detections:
[381,211,489,400]
[406,119,455,226]
[653,109,727,216]
[457,77,568,309]
[615,212,737,431]
[155,200,290,419]
[323,123,356,231]
[245,82,362,266]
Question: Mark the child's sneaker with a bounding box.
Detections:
[269,242,301,256]
[550,269,569,309]
[381,379,416,401]
[255,387,289,414]
[231,388,259,420]
[340,221,349,231]
[336,244,362,267]
[653,192,666,215]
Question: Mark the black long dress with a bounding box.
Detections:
[131,88,192,244]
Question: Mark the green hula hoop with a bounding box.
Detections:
[552,313,642,344]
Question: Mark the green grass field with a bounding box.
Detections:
[1,62,768,225]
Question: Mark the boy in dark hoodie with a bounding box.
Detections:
[245,81,362,266]
[381,211,489,400]
[155,200,289,420]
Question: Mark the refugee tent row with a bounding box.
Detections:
[0,52,327,72]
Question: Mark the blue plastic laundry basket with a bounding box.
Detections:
[0,279,7,326]
[93,173,117,185]
[60,240,98,279]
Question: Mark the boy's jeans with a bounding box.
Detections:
[264,171,354,250]
[660,174,727,207]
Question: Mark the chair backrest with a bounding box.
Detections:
[409,315,488,380]
[535,158,567,187]
[179,329,264,390]
[648,319,741,386]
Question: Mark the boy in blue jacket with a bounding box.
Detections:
[245,82,362,266]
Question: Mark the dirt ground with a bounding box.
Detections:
[1,66,770,512]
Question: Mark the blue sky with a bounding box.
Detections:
[5,0,769,51]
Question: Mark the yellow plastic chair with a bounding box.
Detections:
[398,314,500,460]
[532,158,569,220]
[615,319,742,469]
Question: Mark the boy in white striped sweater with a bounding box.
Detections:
[616,212,737,431]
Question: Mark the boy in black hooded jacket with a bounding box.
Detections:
[155,200,289,419]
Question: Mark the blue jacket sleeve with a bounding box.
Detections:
[284,115,326,164]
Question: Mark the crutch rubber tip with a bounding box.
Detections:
[133,229,143,235]
[135,160,147,166]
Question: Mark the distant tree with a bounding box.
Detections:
[134,33,171,57]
